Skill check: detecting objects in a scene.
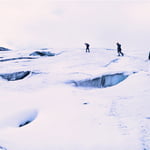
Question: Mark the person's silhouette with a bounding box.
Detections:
[116,42,124,56]
[85,43,90,53]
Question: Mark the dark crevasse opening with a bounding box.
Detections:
[69,73,129,88]
[0,71,31,81]
[29,51,55,56]
[0,47,11,51]
[0,57,37,62]
[18,109,38,128]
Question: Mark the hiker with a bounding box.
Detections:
[148,51,150,60]
[85,43,90,53]
[116,42,124,56]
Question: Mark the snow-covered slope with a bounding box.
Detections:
[0,48,149,150]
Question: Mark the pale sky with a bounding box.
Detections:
[0,0,150,51]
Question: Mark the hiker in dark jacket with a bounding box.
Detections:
[85,43,90,53]
[116,42,124,56]
[148,51,150,60]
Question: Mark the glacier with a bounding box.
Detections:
[0,47,149,150]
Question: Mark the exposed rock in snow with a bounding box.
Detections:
[29,51,55,57]
[0,71,31,81]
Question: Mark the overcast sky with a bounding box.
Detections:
[0,0,150,51]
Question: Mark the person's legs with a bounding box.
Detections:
[86,48,90,53]
[120,51,124,56]
[118,50,124,56]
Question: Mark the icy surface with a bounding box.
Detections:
[0,48,150,150]
[69,72,129,88]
